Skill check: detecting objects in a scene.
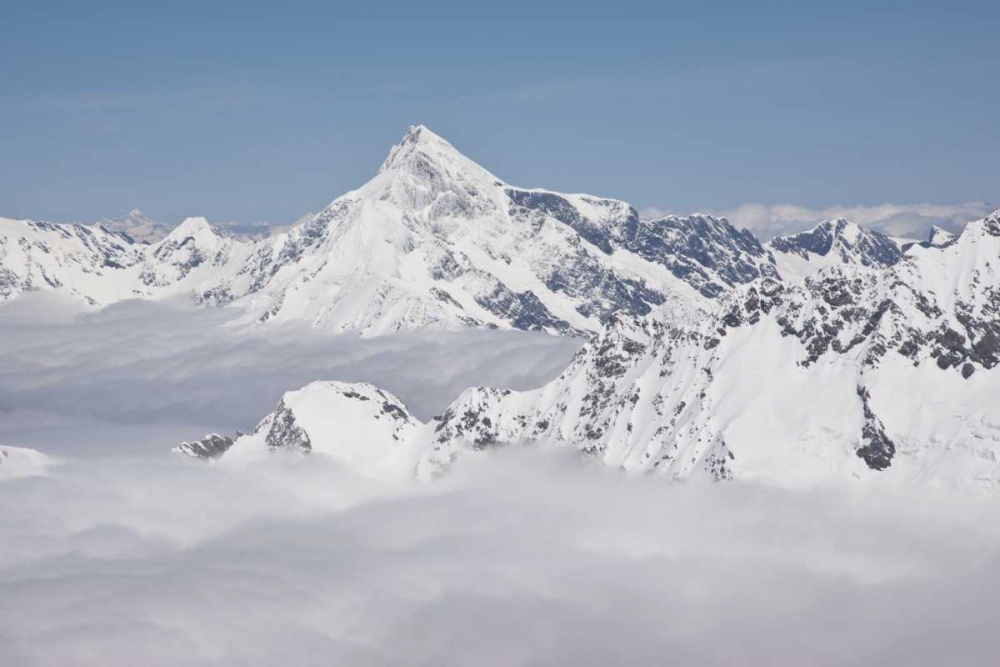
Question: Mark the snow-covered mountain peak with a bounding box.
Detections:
[377,125,495,182]
[162,216,223,243]
[772,217,898,260]
[152,217,232,264]
[925,209,1000,259]
[4,128,994,350]
[829,217,861,242]
[362,125,508,222]
[95,208,171,243]
[218,381,424,479]
[768,217,902,281]
[380,124,450,164]
[140,216,249,292]
[927,225,958,247]
[978,208,1000,237]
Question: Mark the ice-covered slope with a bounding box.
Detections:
[192,211,1000,490]
[768,218,903,282]
[0,127,776,335]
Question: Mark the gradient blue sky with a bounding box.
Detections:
[2,0,998,228]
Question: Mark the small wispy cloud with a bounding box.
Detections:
[640,201,995,240]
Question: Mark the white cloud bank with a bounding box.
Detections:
[641,201,995,240]
[1,450,999,666]
[0,296,580,456]
[2,292,1000,665]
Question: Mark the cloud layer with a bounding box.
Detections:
[0,296,580,456]
[3,291,1000,666]
[2,449,999,666]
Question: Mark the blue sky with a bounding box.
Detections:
[2,0,998,234]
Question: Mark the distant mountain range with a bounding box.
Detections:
[2,126,997,489]
[0,125,959,336]
[96,208,292,244]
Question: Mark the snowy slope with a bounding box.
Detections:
[193,211,1000,490]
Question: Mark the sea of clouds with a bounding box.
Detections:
[0,295,580,455]
[1,297,998,666]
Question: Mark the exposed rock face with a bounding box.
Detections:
[770,219,903,269]
[619,214,777,298]
[768,219,904,283]
[855,387,895,470]
[768,220,1000,374]
[260,400,312,452]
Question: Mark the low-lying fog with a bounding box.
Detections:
[1,297,997,666]
[0,296,581,455]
